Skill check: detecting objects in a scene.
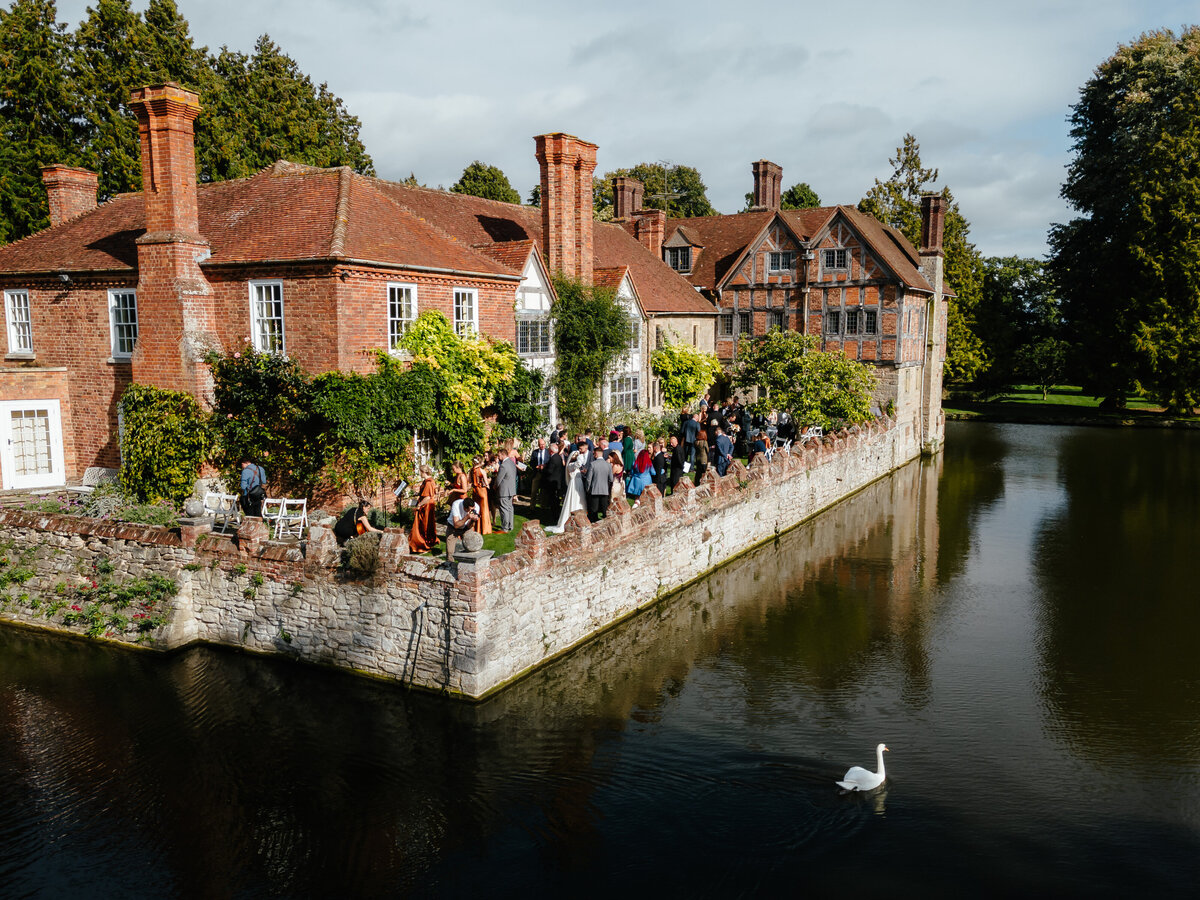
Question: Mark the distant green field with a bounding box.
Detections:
[944,385,1197,422]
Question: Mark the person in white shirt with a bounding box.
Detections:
[446,497,481,558]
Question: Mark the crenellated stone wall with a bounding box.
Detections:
[0,413,921,699]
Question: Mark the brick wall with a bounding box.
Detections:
[0,414,920,698]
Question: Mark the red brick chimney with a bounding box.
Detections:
[751,160,782,210]
[920,194,946,256]
[633,208,665,258]
[535,133,598,284]
[128,82,217,399]
[613,176,643,222]
[41,166,98,226]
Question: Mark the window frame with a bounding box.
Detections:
[666,246,692,273]
[249,280,286,355]
[4,289,33,355]
[387,282,417,352]
[719,313,734,337]
[609,373,640,410]
[737,311,751,337]
[769,309,785,331]
[822,248,849,271]
[453,287,478,337]
[107,288,138,359]
[864,310,878,335]
[825,310,841,335]
[768,251,795,272]
[845,309,860,336]
[517,314,552,357]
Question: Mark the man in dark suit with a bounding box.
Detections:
[528,438,550,511]
[714,426,734,477]
[669,435,687,492]
[543,441,567,521]
[682,411,700,464]
[585,447,613,521]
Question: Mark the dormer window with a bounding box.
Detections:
[768,251,795,272]
[666,246,692,273]
[823,248,848,270]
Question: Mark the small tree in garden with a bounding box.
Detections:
[549,274,634,425]
[1016,337,1070,401]
[730,330,877,429]
[119,383,211,504]
[651,339,722,409]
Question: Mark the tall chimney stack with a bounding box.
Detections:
[127,82,217,399]
[535,133,598,284]
[41,166,98,226]
[613,176,644,222]
[920,194,946,257]
[633,208,665,258]
[751,160,782,210]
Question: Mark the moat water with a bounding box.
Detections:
[2,422,1198,898]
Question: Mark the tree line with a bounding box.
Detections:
[0,0,372,243]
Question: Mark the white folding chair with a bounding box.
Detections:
[204,491,242,534]
[260,497,285,535]
[274,498,308,539]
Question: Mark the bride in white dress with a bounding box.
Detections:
[545,451,587,533]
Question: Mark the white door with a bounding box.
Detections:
[1,400,64,490]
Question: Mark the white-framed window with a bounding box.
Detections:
[768,251,795,272]
[0,399,64,490]
[822,248,848,270]
[517,316,551,356]
[453,288,477,337]
[719,313,734,336]
[864,310,878,335]
[388,283,417,351]
[666,246,692,273]
[108,289,138,358]
[249,280,285,354]
[414,429,438,467]
[825,311,841,334]
[5,289,32,354]
[737,311,751,336]
[628,316,640,353]
[610,374,639,410]
[770,310,785,331]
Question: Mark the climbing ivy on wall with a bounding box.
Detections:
[118,383,211,504]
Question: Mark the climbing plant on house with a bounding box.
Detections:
[549,274,633,425]
[650,339,722,409]
[118,382,211,504]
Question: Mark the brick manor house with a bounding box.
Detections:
[0,82,945,492]
[615,159,950,457]
[0,83,712,490]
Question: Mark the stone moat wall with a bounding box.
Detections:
[0,415,920,699]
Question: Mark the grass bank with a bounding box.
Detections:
[944,385,1199,427]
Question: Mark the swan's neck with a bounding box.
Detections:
[876,746,887,776]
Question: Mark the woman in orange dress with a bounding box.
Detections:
[408,465,439,554]
[470,456,492,535]
[447,461,469,505]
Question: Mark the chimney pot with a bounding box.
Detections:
[41,165,98,226]
[751,160,782,211]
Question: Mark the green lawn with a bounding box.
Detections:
[944,385,1196,422]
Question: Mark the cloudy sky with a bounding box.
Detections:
[57,0,1197,257]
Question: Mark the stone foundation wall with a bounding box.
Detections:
[0,414,921,699]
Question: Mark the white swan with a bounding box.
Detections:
[836,743,889,791]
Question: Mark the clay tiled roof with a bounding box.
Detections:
[664,211,774,288]
[665,205,934,294]
[593,265,628,293]
[0,160,715,314]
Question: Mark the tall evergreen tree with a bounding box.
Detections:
[1049,27,1200,412]
[859,135,987,384]
[451,161,520,203]
[71,0,150,199]
[0,0,81,240]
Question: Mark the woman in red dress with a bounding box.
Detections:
[470,457,492,535]
[408,465,439,554]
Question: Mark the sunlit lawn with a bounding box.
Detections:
[945,385,1195,420]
